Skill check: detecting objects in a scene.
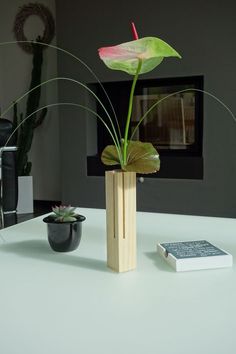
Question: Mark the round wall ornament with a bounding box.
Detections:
[13,2,55,54]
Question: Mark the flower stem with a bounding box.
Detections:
[1,76,122,162]
[4,102,123,164]
[123,59,142,166]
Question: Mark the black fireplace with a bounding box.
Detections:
[86,75,204,179]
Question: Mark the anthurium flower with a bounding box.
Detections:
[98,37,181,75]
[98,26,181,173]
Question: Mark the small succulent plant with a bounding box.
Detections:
[51,205,78,222]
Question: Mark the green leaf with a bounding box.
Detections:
[101,141,160,174]
[101,145,121,166]
[125,141,160,173]
[98,37,181,75]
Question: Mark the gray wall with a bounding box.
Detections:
[0,0,60,201]
[56,0,236,217]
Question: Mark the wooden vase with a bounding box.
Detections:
[105,170,136,272]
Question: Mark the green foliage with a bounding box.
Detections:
[51,205,78,222]
[102,141,160,174]
[13,37,47,176]
[99,33,181,173]
[3,31,181,175]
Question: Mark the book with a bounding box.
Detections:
[157,240,233,272]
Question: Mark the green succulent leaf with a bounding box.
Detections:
[98,37,181,75]
[51,205,78,222]
[101,141,160,174]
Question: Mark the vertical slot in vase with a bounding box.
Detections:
[105,170,136,272]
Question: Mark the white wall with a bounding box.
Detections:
[0,0,61,201]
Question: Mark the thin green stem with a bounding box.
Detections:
[130,88,236,141]
[1,76,121,152]
[0,40,122,140]
[123,59,142,166]
[4,102,123,164]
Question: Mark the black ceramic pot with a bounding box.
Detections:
[43,215,86,252]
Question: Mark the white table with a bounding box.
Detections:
[0,208,236,354]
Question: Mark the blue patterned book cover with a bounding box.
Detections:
[157,240,233,271]
[160,240,227,259]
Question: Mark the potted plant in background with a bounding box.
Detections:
[43,205,86,252]
[13,39,48,214]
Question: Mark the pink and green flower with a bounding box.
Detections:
[99,36,181,76]
[98,23,181,173]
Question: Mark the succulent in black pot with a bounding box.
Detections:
[43,206,86,252]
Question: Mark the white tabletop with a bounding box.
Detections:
[0,208,236,354]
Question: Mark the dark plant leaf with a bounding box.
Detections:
[101,145,121,166]
[125,141,160,174]
[101,141,160,174]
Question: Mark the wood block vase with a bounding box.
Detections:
[105,170,136,272]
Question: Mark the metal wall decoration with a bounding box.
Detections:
[13,2,55,54]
